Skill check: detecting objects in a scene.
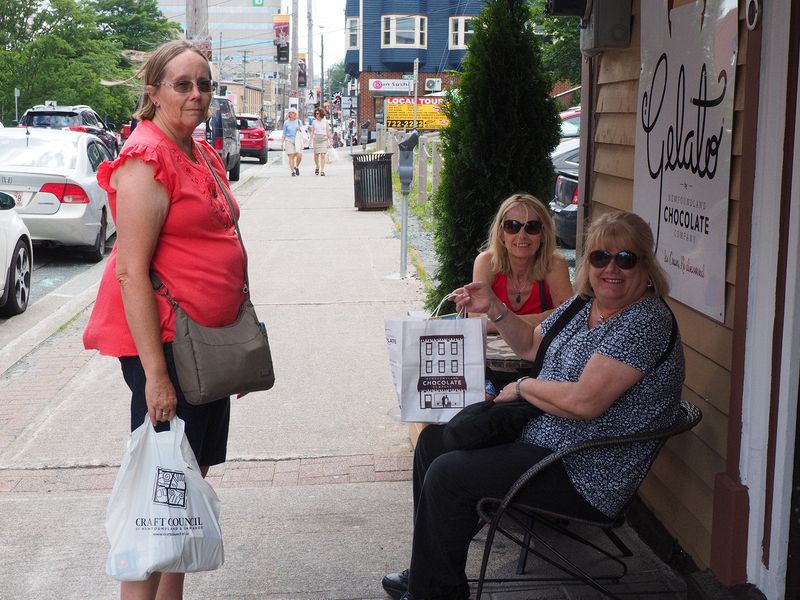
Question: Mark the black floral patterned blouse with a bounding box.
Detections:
[522,295,685,517]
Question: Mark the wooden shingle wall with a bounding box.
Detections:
[587,0,749,567]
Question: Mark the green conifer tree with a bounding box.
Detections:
[428,0,561,308]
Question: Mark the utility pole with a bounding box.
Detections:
[307,0,313,101]
[320,35,324,110]
[185,0,208,42]
[291,0,299,95]
[242,50,248,112]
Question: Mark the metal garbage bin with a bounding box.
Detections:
[352,152,393,210]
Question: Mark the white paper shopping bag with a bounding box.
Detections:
[385,312,486,423]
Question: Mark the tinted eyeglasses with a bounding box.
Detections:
[158,79,217,94]
[588,250,639,270]
[502,219,543,235]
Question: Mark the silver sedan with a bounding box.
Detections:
[0,128,116,262]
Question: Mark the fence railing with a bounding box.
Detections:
[375,123,443,205]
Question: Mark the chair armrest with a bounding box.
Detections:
[479,399,702,520]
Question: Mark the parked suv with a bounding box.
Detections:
[236,114,268,164]
[18,103,119,157]
[192,97,241,181]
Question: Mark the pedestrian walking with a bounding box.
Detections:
[282,108,304,176]
[310,107,331,176]
[83,39,248,600]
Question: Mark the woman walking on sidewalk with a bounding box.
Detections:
[83,39,245,600]
[310,107,331,176]
[282,108,304,176]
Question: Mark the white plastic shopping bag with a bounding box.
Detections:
[106,417,224,581]
[385,299,487,423]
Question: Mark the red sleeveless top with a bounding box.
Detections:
[491,273,552,315]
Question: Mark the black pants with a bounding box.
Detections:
[407,425,604,599]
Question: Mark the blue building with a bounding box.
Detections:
[343,0,484,128]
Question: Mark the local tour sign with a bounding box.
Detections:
[633,0,738,322]
[385,97,449,130]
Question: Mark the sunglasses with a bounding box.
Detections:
[588,250,639,270]
[158,79,217,94]
[502,219,543,235]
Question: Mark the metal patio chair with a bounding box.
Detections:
[473,398,702,600]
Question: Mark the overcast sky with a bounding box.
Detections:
[292,0,347,76]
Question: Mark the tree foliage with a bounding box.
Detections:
[0,0,177,126]
[428,0,561,308]
[530,0,582,86]
[325,60,347,97]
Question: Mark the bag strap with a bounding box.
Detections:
[529,295,588,377]
[654,299,679,370]
[538,280,551,312]
[197,143,250,295]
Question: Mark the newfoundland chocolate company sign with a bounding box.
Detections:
[633,0,738,322]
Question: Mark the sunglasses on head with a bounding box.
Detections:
[502,219,543,235]
[159,79,216,94]
[588,250,639,270]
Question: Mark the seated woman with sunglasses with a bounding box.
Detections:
[381,211,684,600]
[471,193,573,336]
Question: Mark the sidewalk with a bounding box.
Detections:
[0,150,688,599]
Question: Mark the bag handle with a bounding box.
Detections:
[529,295,588,377]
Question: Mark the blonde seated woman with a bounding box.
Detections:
[472,193,573,396]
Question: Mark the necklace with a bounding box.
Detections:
[509,274,528,304]
[594,302,620,325]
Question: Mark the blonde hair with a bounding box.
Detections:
[574,211,671,298]
[485,193,557,281]
[135,40,211,121]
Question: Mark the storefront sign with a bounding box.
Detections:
[385,97,448,130]
[633,0,738,322]
[369,79,412,93]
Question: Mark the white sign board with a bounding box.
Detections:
[368,79,412,93]
[633,0,738,322]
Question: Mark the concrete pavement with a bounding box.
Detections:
[0,149,689,599]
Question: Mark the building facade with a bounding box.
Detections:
[574,1,800,597]
[343,0,484,129]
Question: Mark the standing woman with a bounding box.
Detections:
[282,107,303,176]
[83,40,245,600]
[310,107,331,175]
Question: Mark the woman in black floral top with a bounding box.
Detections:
[382,211,685,600]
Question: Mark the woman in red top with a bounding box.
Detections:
[472,193,573,334]
[83,40,244,600]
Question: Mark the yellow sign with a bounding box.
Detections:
[385,97,448,130]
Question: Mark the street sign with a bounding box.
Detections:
[401,75,414,79]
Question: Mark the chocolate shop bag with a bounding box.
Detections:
[385,307,486,424]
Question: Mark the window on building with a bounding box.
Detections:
[449,17,475,49]
[382,15,427,48]
[346,17,360,49]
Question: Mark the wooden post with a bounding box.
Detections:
[418,138,429,205]
[431,139,442,195]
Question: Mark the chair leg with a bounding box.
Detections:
[475,514,503,600]
[515,513,535,574]
[602,527,633,557]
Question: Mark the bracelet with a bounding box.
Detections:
[515,376,531,400]
[490,303,509,323]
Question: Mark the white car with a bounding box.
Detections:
[0,128,116,262]
[0,191,32,317]
[267,129,284,151]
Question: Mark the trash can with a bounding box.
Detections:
[352,152,393,210]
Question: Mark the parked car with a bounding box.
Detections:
[236,113,268,164]
[0,190,32,317]
[560,107,581,139]
[266,129,284,151]
[192,96,241,181]
[548,137,581,249]
[18,103,119,157]
[0,128,116,262]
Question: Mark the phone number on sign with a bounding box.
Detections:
[386,119,445,130]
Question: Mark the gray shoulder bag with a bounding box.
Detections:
[149,147,275,404]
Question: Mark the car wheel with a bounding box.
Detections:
[0,239,31,317]
[258,148,268,165]
[229,156,241,181]
[87,210,108,263]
